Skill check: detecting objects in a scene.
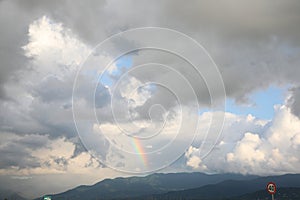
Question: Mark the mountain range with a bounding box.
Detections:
[2,172,300,200]
[40,173,300,200]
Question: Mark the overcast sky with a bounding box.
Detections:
[0,0,300,198]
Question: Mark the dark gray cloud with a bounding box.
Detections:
[59,0,300,107]
[0,0,299,150]
[17,134,48,150]
[15,0,108,44]
[53,157,68,169]
[0,1,29,99]
[70,137,87,158]
[33,75,73,103]
[0,137,43,169]
[288,86,300,118]
[1,0,300,116]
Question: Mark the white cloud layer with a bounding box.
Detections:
[186,104,300,175]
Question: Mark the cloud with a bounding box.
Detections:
[0,142,40,169]
[226,132,266,173]
[89,105,200,173]
[3,0,299,104]
[0,134,121,198]
[185,104,300,175]
[2,0,300,94]
[0,0,300,196]
[0,0,299,140]
[185,146,208,170]
[0,15,90,138]
[0,0,29,99]
[0,134,46,169]
[23,16,90,68]
[288,86,300,118]
[120,1,300,105]
[0,134,104,176]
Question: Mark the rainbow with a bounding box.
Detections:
[132,138,148,166]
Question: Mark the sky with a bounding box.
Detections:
[0,0,300,198]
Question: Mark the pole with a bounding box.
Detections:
[271,194,274,200]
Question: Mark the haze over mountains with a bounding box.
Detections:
[0,189,27,200]
[25,173,299,200]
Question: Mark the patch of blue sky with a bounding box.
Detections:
[116,55,133,68]
[99,71,114,86]
[225,85,288,119]
[143,83,157,93]
[99,55,133,86]
[198,107,210,115]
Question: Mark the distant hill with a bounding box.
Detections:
[134,174,300,200]
[143,187,300,200]
[39,172,257,200]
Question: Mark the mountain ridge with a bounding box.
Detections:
[130,174,300,200]
[37,172,300,200]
